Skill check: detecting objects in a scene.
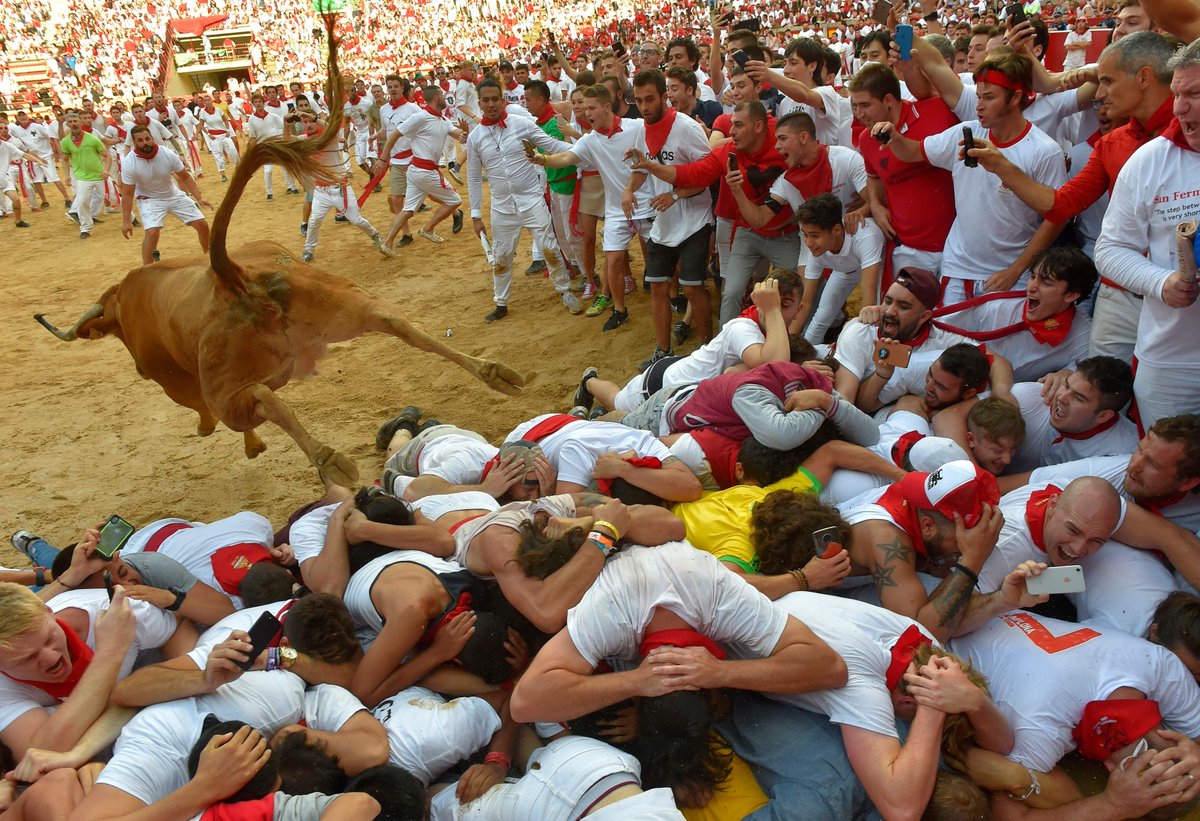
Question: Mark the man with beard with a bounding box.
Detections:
[120,125,211,264]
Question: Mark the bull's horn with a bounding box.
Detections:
[33,303,103,341]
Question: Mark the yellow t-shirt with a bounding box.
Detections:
[674,467,821,573]
[681,744,769,821]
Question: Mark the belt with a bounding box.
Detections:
[410,157,439,170]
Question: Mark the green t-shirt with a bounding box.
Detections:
[61,132,107,181]
[538,116,576,195]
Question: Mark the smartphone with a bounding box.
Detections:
[1025,565,1086,596]
[731,49,751,69]
[237,611,284,671]
[1005,2,1027,25]
[873,340,913,369]
[813,526,843,560]
[103,570,115,601]
[612,40,626,58]
[894,24,913,61]
[96,514,135,559]
[873,128,891,144]
[727,152,738,172]
[962,126,978,168]
[732,17,761,32]
[872,0,893,25]
[521,138,537,154]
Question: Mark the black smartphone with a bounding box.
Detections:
[872,0,893,25]
[237,611,284,671]
[731,49,751,69]
[104,570,115,601]
[612,40,626,58]
[1005,2,1027,25]
[963,126,978,168]
[732,17,761,31]
[873,128,891,144]
[727,152,738,172]
[96,514,135,559]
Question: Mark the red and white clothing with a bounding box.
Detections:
[503,414,674,489]
[1095,134,1200,429]
[1007,382,1139,473]
[343,93,374,165]
[399,108,462,211]
[776,85,854,148]
[384,425,498,485]
[501,81,526,108]
[833,319,969,384]
[196,107,238,172]
[569,119,655,251]
[922,120,1067,304]
[119,146,204,229]
[640,112,713,248]
[452,495,577,573]
[768,145,867,214]
[799,218,885,345]
[0,135,34,202]
[122,118,173,152]
[380,98,420,171]
[245,110,286,195]
[304,141,382,255]
[947,613,1200,772]
[10,120,59,184]
[934,293,1091,383]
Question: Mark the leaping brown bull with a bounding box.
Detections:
[34,19,523,487]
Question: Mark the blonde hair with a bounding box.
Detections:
[0,583,53,651]
[909,643,992,775]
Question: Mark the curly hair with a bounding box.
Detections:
[749,490,852,575]
[632,692,733,805]
[512,520,586,579]
[907,643,992,776]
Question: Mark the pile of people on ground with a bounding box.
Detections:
[4,0,1200,818]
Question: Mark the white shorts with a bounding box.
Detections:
[373,686,500,786]
[602,216,652,253]
[403,165,461,212]
[135,193,204,229]
[614,373,649,413]
[32,157,60,184]
[354,129,371,164]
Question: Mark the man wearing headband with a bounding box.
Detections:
[876,51,1067,304]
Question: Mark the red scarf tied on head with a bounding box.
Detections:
[639,628,727,660]
[1025,484,1063,552]
[885,624,933,690]
[596,456,663,496]
[976,69,1036,107]
[2,619,94,701]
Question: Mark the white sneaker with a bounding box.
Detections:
[374,235,399,258]
[417,228,444,244]
[562,292,584,315]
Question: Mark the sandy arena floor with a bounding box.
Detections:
[0,149,676,565]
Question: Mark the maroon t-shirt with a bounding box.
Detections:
[857,97,959,253]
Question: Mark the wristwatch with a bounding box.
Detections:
[164,586,186,612]
[670,191,680,202]
[278,646,298,670]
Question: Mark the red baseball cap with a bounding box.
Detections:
[897,460,1000,528]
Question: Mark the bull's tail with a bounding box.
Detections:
[209,13,346,297]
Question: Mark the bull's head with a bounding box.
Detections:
[34,302,106,341]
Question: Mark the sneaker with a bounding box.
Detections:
[373,234,399,258]
[221,174,228,182]
[585,293,612,317]
[484,305,508,323]
[417,417,442,433]
[567,405,589,419]
[286,187,298,195]
[417,228,444,243]
[568,275,586,293]
[446,165,463,185]
[299,222,308,236]
[525,260,547,276]
[66,211,80,225]
[643,279,651,293]
[670,294,688,315]
[582,281,596,300]
[602,309,629,332]
[452,210,464,234]
[301,251,313,262]
[14,220,30,228]
[623,274,635,294]
[64,199,72,208]
[562,292,584,315]
[375,405,422,451]
[334,215,349,223]
[672,320,693,345]
[396,234,414,248]
[10,531,38,562]
[91,215,105,223]
[266,193,274,201]
[373,184,382,193]
[639,346,672,372]
[132,218,140,227]
[380,468,400,496]
[419,203,431,213]
[573,367,599,411]
[36,202,49,211]
[152,250,161,262]
[80,231,90,238]
[587,404,609,420]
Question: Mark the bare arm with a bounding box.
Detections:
[1138,0,1200,39]
[843,711,946,821]
[485,527,605,633]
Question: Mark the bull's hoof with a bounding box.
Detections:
[244,431,268,459]
[477,360,525,396]
[314,445,360,488]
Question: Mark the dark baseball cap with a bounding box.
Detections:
[893,267,942,310]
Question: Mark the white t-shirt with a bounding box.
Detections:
[122,118,173,149]
[288,503,340,569]
[922,120,1066,282]
[662,317,764,386]
[935,294,1090,383]
[417,434,499,484]
[10,121,55,158]
[769,145,867,213]
[776,85,854,148]
[403,109,453,163]
[370,686,500,786]
[380,100,420,165]
[570,119,655,222]
[504,415,673,488]
[833,319,969,382]
[640,114,714,247]
[948,612,1200,772]
[196,107,230,136]
[798,218,884,279]
[244,111,286,140]
[456,79,481,118]
[343,96,373,129]
[1008,381,1139,474]
[567,542,789,671]
[1063,30,1091,70]
[120,146,185,199]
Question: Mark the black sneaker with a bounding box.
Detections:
[375,405,422,451]
[417,418,441,433]
[672,320,692,345]
[266,193,273,201]
[300,222,308,236]
[484,305,508,323]
[14,220,30,228]
[639,346,672,372]
[152,250,161,262]
[452,210,464,234]
[66,211,80,225]
[574,367,599,411]
[132,218,140,227]
[670,295,688,315]
[80,231,90,238]
[602,309,629,332]
[587,404,608,420]
[334,215,349,223]
[396,234,414,248]
[419,203,431,213]
[525,260,547,276]
[373,184,382,193]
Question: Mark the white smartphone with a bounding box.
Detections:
[1025,565,1085,596]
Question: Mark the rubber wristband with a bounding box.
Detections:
[484,751,511,769]
[954,562,980,586]
[34,568,46,587]
[265,647,278,672]
[593,520,621,541]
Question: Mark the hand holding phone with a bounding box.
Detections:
[812,526,843,560]
[237,611,284,671]
[962,126,979,168]
[96,514,135,559]
[873,340,913,369]
[894,24,913,61]
[1025,565,1085,596]
[104,570,115,602]
[727,152,738,173]
[1005,2,1027,26]
[731,49,750,69]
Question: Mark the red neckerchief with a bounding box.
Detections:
[1145,490,1188,518]
[480,111,507,128]
[203,106,216,115]
[643,108,678,157]
[1127,97,1176,142]
[597,456,662,496]
[593,117,623,138]
[136,145,160,161]
[133,115,150,127]
[783,142,833,200]
[504,79,519,91]
[1024,302,1075,346]
[1162,118,1197,153]
[738,304,761,325]
[419,104,440,118]
[81,124,93,133]
[932,292,1075,347]
[578,119,593,133]
[535,106,556,126]
[885,624,933,690]
[891,430,926,469]
[70,132,86,145]
[253,110,268,119]
[2,619,94,701]
[348,93,362,105]
[1052,413,1120,445]
[874,483,928,556]
[154,105,169,116]
[200,792,276,821]
[1025,484,1063,552]
[639,628,727,660]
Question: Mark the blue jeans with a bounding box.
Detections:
[26,538,60,591]
[719,692,880,821]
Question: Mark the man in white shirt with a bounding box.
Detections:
[122,103,174,154]
[171,99,203,178]
[466,78,579,322]
[877,52,1067,304]
[1094,42,1200,430]
[747,39,853,147]
[375,75,421,220]
[342,80,375,178]
[11,109,70,209]
[195,94,239,182]
[795,192,885,344]
[1064,17,1093,70]
[244,92,286,200]
[380,85,465,248]
[120,126,211,265]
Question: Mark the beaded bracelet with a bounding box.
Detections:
[789,568,810,591]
